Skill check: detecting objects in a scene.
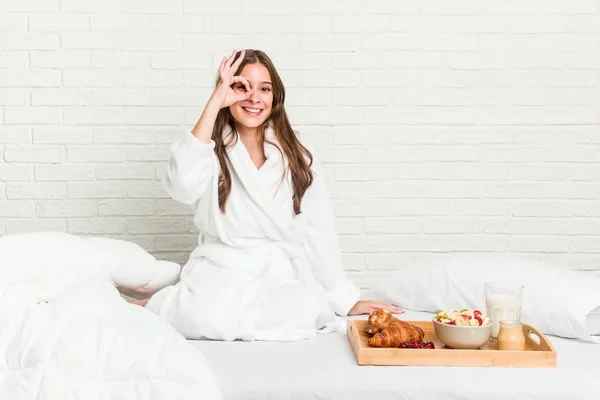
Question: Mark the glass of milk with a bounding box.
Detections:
[485,282,524,341]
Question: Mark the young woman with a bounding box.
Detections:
[141,49,403,341]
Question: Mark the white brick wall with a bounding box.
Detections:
[2,0,600,284]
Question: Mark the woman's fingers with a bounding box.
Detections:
[230,49,245,73]
[224,49,238,71]
[231,75,251,92]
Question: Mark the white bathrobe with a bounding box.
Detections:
[146,126,360,341]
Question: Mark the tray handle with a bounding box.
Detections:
[523,324,553,352]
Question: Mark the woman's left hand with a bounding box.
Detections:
[348,300,405,316]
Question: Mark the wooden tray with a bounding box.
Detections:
[347,320,557,368]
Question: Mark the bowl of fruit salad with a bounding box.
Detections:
[433,309,492,349]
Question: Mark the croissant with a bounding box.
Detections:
[369,320,425,347]
[364,308,398,336]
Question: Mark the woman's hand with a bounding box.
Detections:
[210,49,255,109]
[128,298,149,307]
[347,300,405,316]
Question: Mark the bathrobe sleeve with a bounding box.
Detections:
[301,141,361,316]
[163,131,218,205]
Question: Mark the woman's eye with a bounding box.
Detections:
[261,87,271,92]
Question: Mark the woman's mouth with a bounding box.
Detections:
[242,107,263,117]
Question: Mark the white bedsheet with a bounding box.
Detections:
[193,310,600,400]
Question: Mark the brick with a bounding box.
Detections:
[334,165,394,181]
[154,199,194,216]
[127,217,189,234]
[449,164,508,181]
[29,14,89,32]
[0,0,59,13]
[4,107,62,125]
[122,34,183,51]
[481,183,542,199]
[67,146,127,163]
[31,88,90,106]
[542,183,600,199]
[0,33,59,50]
[93,128,154,144]
[423,218,479,234]
[332,15,391,33]
[37,200,96,217]
[365,218,421,234]
[0,14,26,31]
[421,0,481,14]
[571,238,600,253]
[302,70,360,88]
[288,106,362,126]
[61,0,119,13]
[184,35,242,52]
[5,219,66,235]
[508,236,569,253]
[33,127,93,144]
[335,218,364,235]
[128,182,170,198]
[6,183,65,199]
[90,88,150,106]
[68,182,128,199]
[90,15,149,32]
[149,88,212,107]
[125,70,183,88]
[30,51,90,69]
[155,234,198,251]
[422,182,481,199]
[422,146,480,162]
[150,52,212,70]
[287,88,330,107]
[35,165,95,181]
[340,235,394,252]
[63,70,125,87]
[4,146,63,163]
[69,218,127,234]
[184,0,241,14]
[91,51,150,69]
[63,106,185,126]
[96,164,155,180]
[392,164,448,180]
[0,89,28,105]
[98,199,155,216]
[121,0,182,14]
[0,165,32,181]
[0,52,28,68]
[150,16,207,33]
[331,88,388,106]
[61,33,120,50]
[0,200,35,217]
[450,200,508,216]
[364,146,421,162]
[302,0,362,14]
[0,70,61,87]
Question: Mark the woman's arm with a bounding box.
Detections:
[164,49,255,205]
[163,131,218,205]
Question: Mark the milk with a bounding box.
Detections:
[486,293,522,338]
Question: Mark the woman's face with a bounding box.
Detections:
[229,62,274,131]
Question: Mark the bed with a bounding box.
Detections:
[194,310,600,400]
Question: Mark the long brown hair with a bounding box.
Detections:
[211,49,313,215]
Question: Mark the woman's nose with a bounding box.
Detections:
[248,89,260,103]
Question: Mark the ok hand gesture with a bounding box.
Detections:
[211,49,254,109]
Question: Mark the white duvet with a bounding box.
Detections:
[0,232,222,400]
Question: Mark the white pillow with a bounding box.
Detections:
[0,231,181,300]
[373,253,600,342]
